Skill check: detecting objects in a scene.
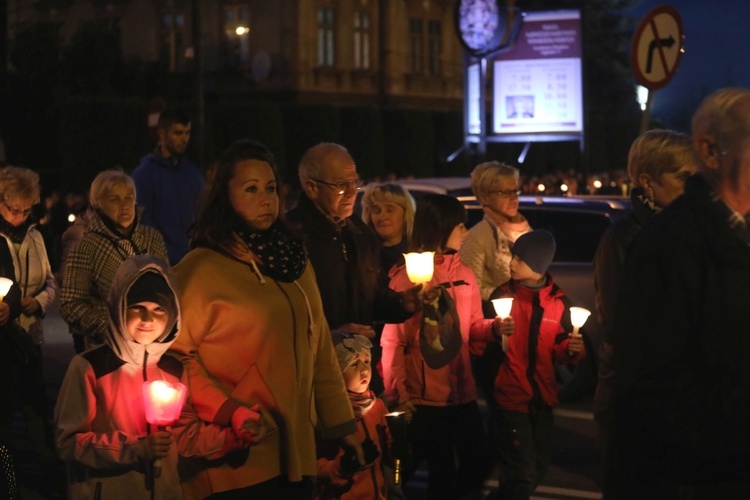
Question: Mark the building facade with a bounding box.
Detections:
[9,0,464,110]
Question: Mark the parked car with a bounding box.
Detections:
[371,178,631,400]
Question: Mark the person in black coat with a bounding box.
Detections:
[613,88,750,497]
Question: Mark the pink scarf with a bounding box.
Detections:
[482,207,531,242]
[348,390,376,420]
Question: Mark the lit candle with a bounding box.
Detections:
[403,252,435,285]
[142,380,187,427]
[385,411,408,485]
[0,277,13,299]
[569,306,591,338]
[492,298,513,319]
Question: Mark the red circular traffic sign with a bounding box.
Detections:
[631,5,684,90]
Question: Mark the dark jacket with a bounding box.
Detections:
[591,188,654,415]
[286,193,410,329]
[614,174,750,488]
[132,151,204,265]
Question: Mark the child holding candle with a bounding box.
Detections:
[381,193,512,499]
[54,255,252,499]
[315,329,402,499]
[488,229,585,499]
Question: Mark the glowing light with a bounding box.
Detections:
[235,26,249,36]
[403,252,435,285]
[570,306,591,338]
[537,184,546,192]
[492,298,513,319]
[142,380,187,426]
[68,213,76,223]
[560,184,569,193]
[0,277,12,298]
[593,180,602,189]
[636,85,649,111]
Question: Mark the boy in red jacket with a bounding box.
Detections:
[489,229,585,499]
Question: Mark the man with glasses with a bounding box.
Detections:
[287,143,416,390]
[614,88,750,496]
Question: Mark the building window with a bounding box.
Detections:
[318,7,335,67]
[224,4,251,68]
[354,11,370,70]
[428,20,441,75]
[160,10,186,72]
[409,18,423,73]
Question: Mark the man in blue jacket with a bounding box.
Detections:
[132,109,204,265]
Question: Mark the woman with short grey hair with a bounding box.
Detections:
[60,169,168,349]
[460,161,531,301]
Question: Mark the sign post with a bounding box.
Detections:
[631,5,684,133]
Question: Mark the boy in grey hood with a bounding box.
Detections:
[54,255,248,499]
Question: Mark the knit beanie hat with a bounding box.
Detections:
[331,329,372,372]
[512,229,556,275]
[126,271,175,312]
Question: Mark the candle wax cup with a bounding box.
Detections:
[142,380,187,426]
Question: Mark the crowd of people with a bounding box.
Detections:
[1,86,750,499]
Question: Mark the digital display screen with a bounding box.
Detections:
[492,10,582,136]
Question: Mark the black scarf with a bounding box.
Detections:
[0,215,31,244]
[235,221,307,283]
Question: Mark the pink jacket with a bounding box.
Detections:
[381,253,495,407]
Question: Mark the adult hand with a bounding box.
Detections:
[231,404,267,445]
[339,323,376,340]
[341,433,366,472]
[0,302,9,325]
[400,285,441,314]
[145,429,173,459]
[493,316,515,339]
[21,297,40,317]
[393,400,417,424]
[568,333,584,356]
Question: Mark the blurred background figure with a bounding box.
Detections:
[592,129,694,498]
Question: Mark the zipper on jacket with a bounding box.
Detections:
[275,281,299,381]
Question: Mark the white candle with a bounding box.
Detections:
[569,306,591,337]
[0,277,12,299]
[403,252,435,285]
[492,297,513,319]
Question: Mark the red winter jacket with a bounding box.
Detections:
[491,276,586,413]
[381,253,495,407]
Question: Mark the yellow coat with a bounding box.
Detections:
[170,248,355,497]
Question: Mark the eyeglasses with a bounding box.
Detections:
[489,189,522,198]
[3,202,32,217]
[311,178,364,195]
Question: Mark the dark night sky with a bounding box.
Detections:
[627,1,750,131]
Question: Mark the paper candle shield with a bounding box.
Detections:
[142,380,187,426]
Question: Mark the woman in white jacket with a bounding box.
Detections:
[0,166,59,464]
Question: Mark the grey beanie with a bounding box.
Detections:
[512,229,556,275]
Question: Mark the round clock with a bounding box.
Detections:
[455,0,504,56]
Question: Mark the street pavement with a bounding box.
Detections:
[12,302,603,499]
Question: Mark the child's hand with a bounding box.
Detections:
[231,404,267,445]
[493,316,515,339]
[146,429,172,459]
[393,401,416,424]
[568,333,584,356]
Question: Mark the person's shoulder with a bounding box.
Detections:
[80,344,124,379]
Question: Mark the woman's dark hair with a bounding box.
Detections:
[190,139,280,250]
[409,193,466,252]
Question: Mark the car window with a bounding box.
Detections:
[520,209,610,263]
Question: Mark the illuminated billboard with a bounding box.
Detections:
[491,10,582,138]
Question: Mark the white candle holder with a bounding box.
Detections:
[403,252,435,285]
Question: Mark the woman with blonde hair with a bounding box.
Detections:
[0,166,59,465]
[60,169,168,350]
[361,183,416,274]
[592,128,695,497]
[459,161,531,302]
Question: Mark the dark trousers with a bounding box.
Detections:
[207,476,313,499]
[495,407,554,500]
[407,401,493,500]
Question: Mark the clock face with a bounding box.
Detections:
[457,0,501,53]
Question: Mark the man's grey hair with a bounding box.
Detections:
[692,88,750,162]
[298,142,350,184]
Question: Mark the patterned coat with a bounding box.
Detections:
[59,211,168,347]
